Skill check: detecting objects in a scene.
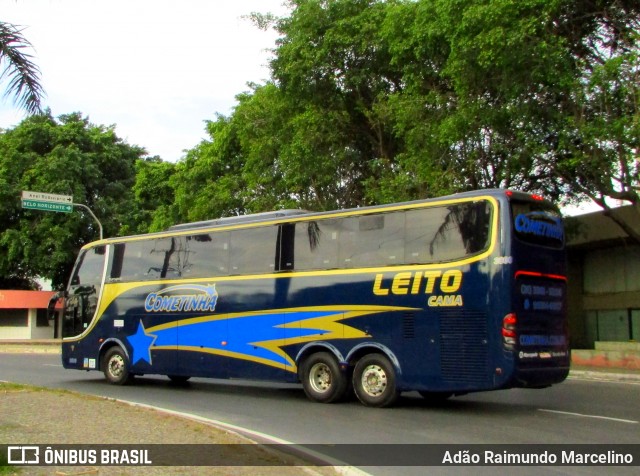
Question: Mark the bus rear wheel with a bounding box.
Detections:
[102,347,133,385]
[353,354,399,408]
[301,352,348,403]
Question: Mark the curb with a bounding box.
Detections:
[568,369,640,383]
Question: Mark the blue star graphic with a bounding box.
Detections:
[127,321,157,365]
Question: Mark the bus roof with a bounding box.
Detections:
[167,209,311,231]
[83,189,555,248]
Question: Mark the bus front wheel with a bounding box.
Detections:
[102,347,133,385]
[301,352,348,403]
[353,354,399,407]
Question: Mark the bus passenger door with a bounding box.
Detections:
[62,246,106,339]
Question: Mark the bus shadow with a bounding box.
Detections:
[128,375,308,402]
[66,375,540,416]
[396,391,540,417]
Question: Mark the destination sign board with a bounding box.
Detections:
[22,200,73,213]
[21,191,73,204]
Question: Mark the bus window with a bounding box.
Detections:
[108,243,125,281]
[183,233,230,277]
[360,212,404,266]
[405,202,492,264]
[293,219,339,270]
[229,226,279,274]
[338,213,405,268]
[71,246,106,288]
[115,238,177,281]
[337,217,359,268]
[276,224,295,271]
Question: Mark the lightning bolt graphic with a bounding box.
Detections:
[127,305,415,373]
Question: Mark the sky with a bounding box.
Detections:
[0,0,289,162]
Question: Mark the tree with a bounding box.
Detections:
[0,21,44,114]
[554,24,639,241]
[176,0,639,242]
[0,112,145,289]
[166,113,249,223]
[270,0,404,209]
[381,0,639,239]
[125,156,177,234]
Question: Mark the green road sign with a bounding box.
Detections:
[22,199,73,213]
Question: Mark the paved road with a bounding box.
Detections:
[1,353,638,475]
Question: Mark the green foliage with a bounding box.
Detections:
[155,0,639,247]
[0,112,145,288]
[125,157,176,233]
[169,114,248,222]
[145,0,640,245]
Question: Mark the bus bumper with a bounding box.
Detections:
[514,366,570,388]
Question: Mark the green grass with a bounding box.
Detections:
[0,382,27,391]
[0,452,20,474]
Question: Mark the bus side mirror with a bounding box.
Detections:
[47,291,65,320]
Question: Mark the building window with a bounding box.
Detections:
[36,309,50,327]
[0,309,28,327]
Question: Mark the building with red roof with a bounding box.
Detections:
[0,290,61,340]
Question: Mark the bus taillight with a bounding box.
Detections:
[502,313,517,351]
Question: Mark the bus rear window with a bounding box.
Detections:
[511,201,564,248]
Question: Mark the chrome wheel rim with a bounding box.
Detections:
[360,364,387,397]
[309,362,332,393]
[108,354,125,378]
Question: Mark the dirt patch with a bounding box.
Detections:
[0,384,338,476]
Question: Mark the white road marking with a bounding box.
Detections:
[539,408,638,424]
[115,398,371,476]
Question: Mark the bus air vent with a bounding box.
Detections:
[402,313,416,339]
[439,310,488,385]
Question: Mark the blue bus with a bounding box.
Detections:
[56,189,569,407]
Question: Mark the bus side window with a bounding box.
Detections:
[116,239,178,281]
[71,246,106,287]
[277,224,295,271]
[293,220,339,271]
[184,233,230,277]
[405,202,492,264]
[108,243,125,281]
[230,226,279,275]
[330,214,404,268]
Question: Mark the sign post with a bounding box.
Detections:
[21,191,103,240]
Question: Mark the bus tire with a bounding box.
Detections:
[102,347,133,385]
[352,354,399,408]
[301,352,348,404]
